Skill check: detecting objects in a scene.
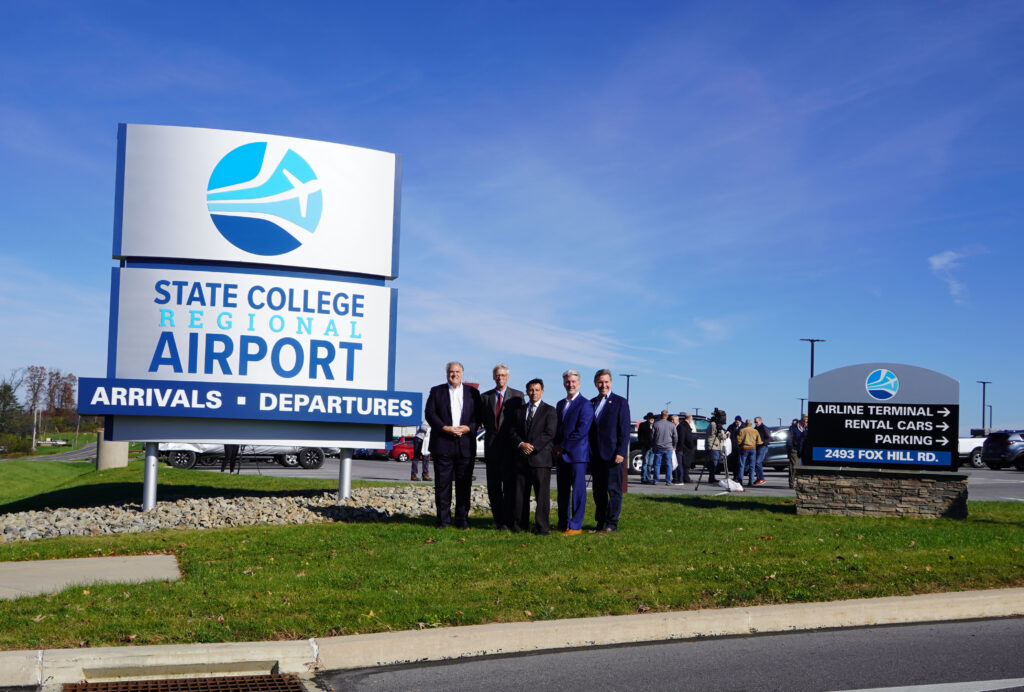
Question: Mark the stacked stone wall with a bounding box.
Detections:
[795,467,967,519]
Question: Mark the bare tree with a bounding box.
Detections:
[46,368,64,413]
[24,365,46,413]
[59,373,77,413]
[1,367,26,397]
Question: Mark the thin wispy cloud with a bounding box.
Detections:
[928,247,987,304]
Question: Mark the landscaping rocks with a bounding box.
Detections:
[0,486,496,543]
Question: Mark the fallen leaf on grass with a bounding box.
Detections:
[31,614,48,623]
[82,590,89,595]
[424,537,436,544]
[524,610,534,617]
[296,571,307,578]
[637,605,650,613]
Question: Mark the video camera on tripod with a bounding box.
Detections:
[711,408,727,427]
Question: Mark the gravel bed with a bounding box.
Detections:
[0,485,495,543]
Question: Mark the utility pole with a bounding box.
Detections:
[977,381,991,431]
[619,374,636,403]
[798,397,807,416]
[694,407,701,416]
[800,338,825,378]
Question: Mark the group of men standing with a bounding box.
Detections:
[636,411,698,485]
[423,362,631,535]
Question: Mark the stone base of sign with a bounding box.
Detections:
[795,466,968,519]
[96,429,129,470]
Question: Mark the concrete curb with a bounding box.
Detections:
[2,588,1023,686]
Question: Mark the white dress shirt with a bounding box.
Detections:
[448,384,464,427]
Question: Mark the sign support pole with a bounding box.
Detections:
[143,442,158,510]
[338,448,353,501]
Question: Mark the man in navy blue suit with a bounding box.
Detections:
[553,369,593,535]
[588,369,631,532]
[424,361,482,529]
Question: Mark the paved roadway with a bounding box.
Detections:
[322,617,1024,691]
[209,457,1024,502]
[12,448,1024,502]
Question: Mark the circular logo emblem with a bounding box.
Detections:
[865,368,899,400]
[206,142,322,256]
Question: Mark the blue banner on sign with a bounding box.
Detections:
[78,377,421,426]
[812,447,952,466]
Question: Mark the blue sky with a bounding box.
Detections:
[1,1,1022,433]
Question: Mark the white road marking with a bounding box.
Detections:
[832,678,1024,691]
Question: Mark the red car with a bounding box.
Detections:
[388,436,416,462]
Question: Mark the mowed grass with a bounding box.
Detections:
[0,461,1021,650]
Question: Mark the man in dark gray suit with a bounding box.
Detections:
[480,363,524,530]
[510,378,557,534]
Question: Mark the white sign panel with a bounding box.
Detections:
[114,124,400,278]
[112,266,395,390]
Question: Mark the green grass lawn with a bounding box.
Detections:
[0,461,1021,650]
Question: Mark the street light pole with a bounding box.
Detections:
[986,404,993,431]
[694,407,701,416]
[800,338,825,378]
[798,397,807,416]
[977,381,991,431]
[619,374,636,403]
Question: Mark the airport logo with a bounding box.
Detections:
[865,368,899,400]
[207,142,323,256]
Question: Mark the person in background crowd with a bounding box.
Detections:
[480,363,524,530]
[669,415,681,483]
[424,361,482,529]
[650,410,677,486]
[789,414,808,489]
[554,369,593,536]
[411,422,430,481]
[727,415,744,481]
[735,419,762,486]
[510,378,557,534]
[676,413,696,485]
[638,412,655,484]
[753,416,770,486]
[589,369,631,532]
[706,414,726,483]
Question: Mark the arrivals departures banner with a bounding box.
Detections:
[806,363,959,471]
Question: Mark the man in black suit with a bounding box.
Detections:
[588,369,631,532]
[480,363,524,530]
[675,413,696,484]
[424,361,482,529]
[510,378,557,534]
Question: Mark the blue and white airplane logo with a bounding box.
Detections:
[207,142,323,256]
[865,368,899,400]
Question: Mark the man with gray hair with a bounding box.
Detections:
[554,368,593,535]
[480,363,524,530]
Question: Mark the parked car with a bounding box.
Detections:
[958,430,988,468]
[764,426,790,470]
[981,431,1024,470]
[159,443,336,470]
[388,436,416,462]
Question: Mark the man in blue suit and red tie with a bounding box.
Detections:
[588,369,631,532]
[553,369,593,535]
[424,361,482,529]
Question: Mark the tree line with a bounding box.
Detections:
[1,366,98,454]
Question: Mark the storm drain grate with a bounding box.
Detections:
[63,674,305,692]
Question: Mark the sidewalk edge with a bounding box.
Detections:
[1,588,1022,686]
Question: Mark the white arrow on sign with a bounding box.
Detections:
[936,421,949,432]
[937,436,949,446]
[938,407,951,417]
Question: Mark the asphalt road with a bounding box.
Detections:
[321,617,1024,692]
[201,457,1024,502]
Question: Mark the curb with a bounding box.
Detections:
[2,588,1023,686]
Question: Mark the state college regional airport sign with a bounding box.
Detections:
[807,363,959,471]
[79,124,419,440]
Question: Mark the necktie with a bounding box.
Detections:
[594,396,606,420]
[495,391,503,420]
[526,404,534,431]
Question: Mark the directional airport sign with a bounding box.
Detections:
[806,363,960,470]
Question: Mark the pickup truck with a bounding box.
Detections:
[959,432,988,468]
[158,443,338,470]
